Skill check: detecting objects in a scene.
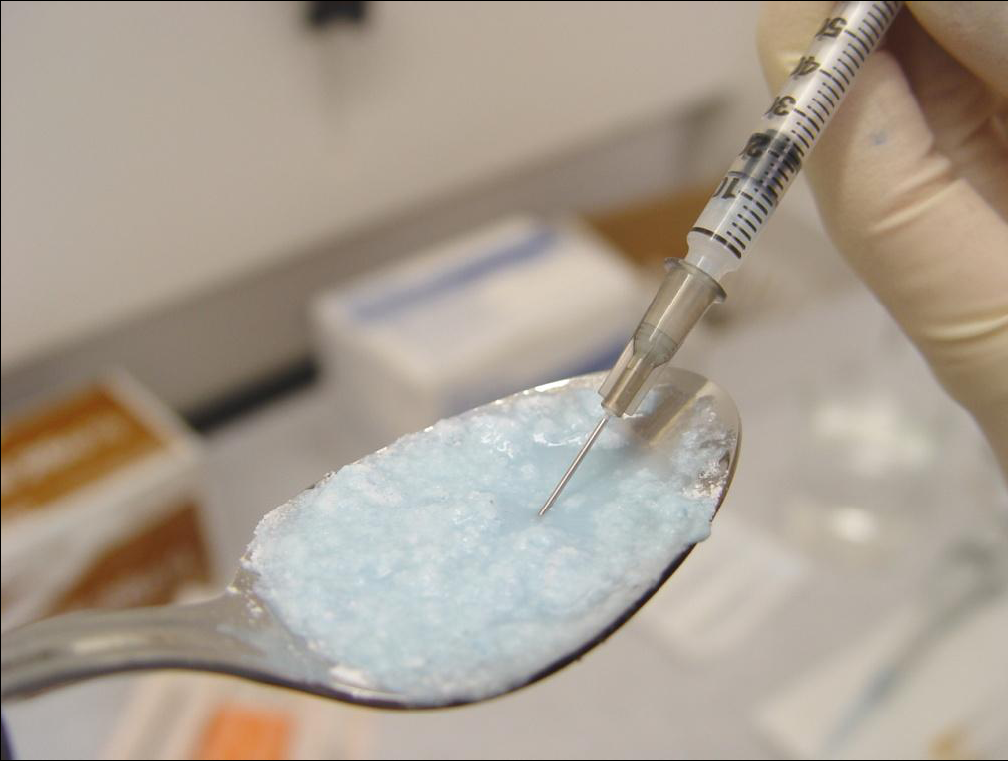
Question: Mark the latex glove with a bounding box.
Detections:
[757,1,1008,478]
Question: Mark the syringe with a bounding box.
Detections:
[540,0,903,516]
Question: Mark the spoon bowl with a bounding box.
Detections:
[1,368,739,709]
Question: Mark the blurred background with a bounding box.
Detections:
[2,2,1005,759]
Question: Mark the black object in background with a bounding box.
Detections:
[2,715,13,761]
[184,357,317,433]
[307,1,367,28]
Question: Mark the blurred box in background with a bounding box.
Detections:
[1,371,211,630]
[103,671,375,760]
[312,215,648,448]
[584,185,711,275]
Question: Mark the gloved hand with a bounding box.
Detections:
[757,1,1008,477]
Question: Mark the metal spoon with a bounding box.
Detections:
[1,368,739,709]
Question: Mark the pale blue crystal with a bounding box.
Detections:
[245,385,725,702]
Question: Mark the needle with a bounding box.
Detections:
[538,413,611,517]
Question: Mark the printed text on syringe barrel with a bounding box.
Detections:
[688,0,900,261]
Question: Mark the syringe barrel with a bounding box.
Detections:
[599,1,902,418]
[686,0,901,282]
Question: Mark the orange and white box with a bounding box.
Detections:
[1,370,212,631]
[103,672,376,760]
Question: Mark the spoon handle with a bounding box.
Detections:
[1,596,263,700]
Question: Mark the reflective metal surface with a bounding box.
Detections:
[1,368,739,710]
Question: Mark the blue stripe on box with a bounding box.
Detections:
[350,228,556,323]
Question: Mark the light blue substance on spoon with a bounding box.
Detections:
[244,385,729,703]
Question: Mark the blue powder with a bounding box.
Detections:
[244,385,729,703]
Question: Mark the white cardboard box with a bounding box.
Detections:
[311,216,648,447]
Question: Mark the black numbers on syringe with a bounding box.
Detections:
[741,133,772,158]
[765,96,795,117]
[711,175,742,200]
[816,16,847,38]
[718,130,804,208]
[790,56,820,76]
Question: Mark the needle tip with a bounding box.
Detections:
[537,414,610,517]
